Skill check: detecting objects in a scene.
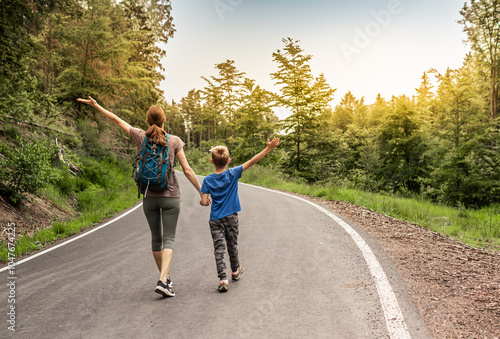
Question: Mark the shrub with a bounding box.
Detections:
[76,119,107,159]
[0,125,20,140]
[56,170,77,195]
[185,148,213,175]
[0,137,60,204]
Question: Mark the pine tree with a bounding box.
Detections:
[331,91,366,131]
[271,38,334,174]
[378,96,429,194]
[366,94,389,128]
[181,89,203,150]
[460,0,500,123]
[200,76,224,141]
[201,60,245,139]
[429,64,499,207]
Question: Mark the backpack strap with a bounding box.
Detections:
[140,136,148,155]
[138,136,149,198]
[159,134,171,191]
[165,134,173,166]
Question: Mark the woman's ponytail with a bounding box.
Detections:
[145,105,167,146]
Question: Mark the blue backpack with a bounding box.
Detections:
[132,134,172,198]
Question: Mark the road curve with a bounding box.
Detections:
[1,173,431,338]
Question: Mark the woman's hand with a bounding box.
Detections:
[77,96,98,108]
[76,96,131,135]
[200,193,211,206]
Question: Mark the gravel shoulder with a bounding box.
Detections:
[311,197,500,339]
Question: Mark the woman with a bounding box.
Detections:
[77,96,204,298]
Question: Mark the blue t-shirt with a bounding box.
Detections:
[201,166,243,221]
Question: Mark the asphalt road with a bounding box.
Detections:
[1,173,432,338]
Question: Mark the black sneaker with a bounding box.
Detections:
[155,278,175,297]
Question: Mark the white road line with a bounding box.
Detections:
[0,202,144,273]
[241,183,411,339]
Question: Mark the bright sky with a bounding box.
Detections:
[160,0,470,118]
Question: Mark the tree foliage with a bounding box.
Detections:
[175,33,499,208]
[460,0,500,121]
[0,0,174,203]
[2,1,500,210]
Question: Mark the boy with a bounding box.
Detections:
[200,138,280,292]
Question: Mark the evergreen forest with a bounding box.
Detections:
[1,0,499,244]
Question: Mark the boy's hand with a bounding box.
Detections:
[242,137,280,171]
[266,137,280,150]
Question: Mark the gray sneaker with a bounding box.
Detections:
[231,266,244,281]
[218,281,229,293]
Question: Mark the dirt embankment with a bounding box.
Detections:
[0,195,73,246]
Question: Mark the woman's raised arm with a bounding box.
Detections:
[77,96,131,136]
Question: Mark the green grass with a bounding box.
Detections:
[236,165,500,252]
[0,157,141,262]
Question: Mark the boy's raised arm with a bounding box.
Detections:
[242,138,280,172]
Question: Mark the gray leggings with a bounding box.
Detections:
[142,197,180,252]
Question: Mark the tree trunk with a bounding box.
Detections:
[296,139,300,171]
[214,117,217,139]
[44,31,50,95]
[491,67,497,121]
[455,98,460,149]
[490,67,498,148]
[43,17,54,95]
[1,116,75,136]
